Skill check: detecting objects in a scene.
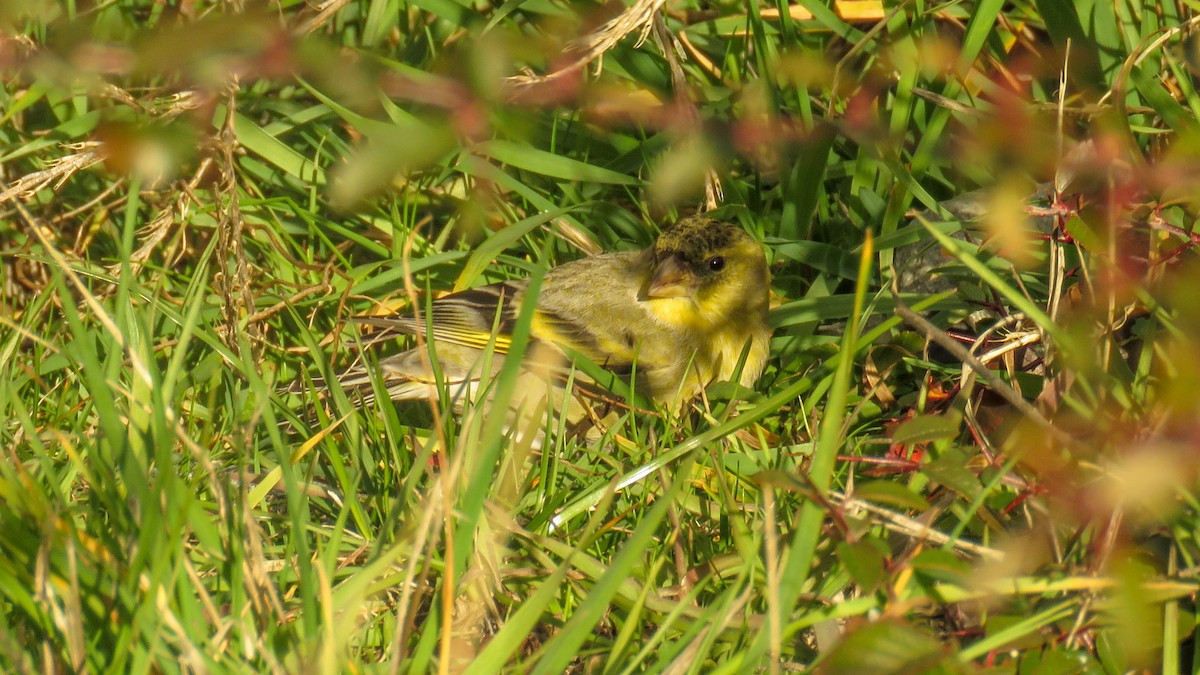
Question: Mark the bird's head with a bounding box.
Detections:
[643,217,769,325]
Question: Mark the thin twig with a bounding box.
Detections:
[830,490,1003,561]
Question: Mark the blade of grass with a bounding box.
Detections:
[528,470,686,675]
[747,230,873,667]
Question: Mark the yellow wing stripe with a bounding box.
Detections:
[426,325,513,354]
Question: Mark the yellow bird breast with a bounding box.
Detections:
[708,327,770,387]
[643,295,768,390]
[643,296,712,331]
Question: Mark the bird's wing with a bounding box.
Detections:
[355,252,652,383]
[530,252,652,378]
[355,280,527,354]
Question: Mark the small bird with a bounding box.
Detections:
[333,216,771,422]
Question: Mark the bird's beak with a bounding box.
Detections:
[647,254,698,298]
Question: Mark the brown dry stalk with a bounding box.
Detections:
[292,0,354,35]
[506,0,669,90]
[0,145,105,206]
[212,83,264,355]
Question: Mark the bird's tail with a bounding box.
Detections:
[295,345,489,408]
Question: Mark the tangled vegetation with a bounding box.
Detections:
[3,1,1200,671]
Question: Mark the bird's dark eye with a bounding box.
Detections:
[706,256,726,272]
